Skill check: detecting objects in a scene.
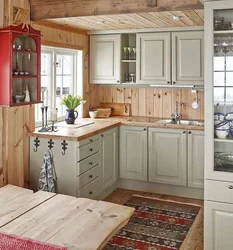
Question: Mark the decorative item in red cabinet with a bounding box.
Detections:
[0,23,41,106]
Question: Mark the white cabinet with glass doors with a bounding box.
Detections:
[205,1,233,250]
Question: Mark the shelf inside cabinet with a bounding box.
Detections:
[214,30,233,34]
[13,50,37,54]
[122,60,136,63]
[11,101,42,107]
[214,138,233,143]
[12,75,37,78]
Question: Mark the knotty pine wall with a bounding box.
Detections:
[89,86,204,120]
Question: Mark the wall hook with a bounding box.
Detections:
[48,139,54,150]
[33,137,40,152]
[61,140,68,155]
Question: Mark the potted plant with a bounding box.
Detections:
[60,95,86,124]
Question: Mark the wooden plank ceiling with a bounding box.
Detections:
[39,10,204,31]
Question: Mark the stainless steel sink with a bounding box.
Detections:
[156,119,204,126]
[156,119,172,124]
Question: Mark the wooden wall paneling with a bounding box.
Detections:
[0,108,3,187]
[180,89,189,120]
[146,88,154,117]
[153,89,163,118]
[124,88,132,104]
[138,88,146,117]
[111,88,118,103]
[162,89,172,118]
[116,88,124,103]
[131,88,139,116]
[183,10,204,26]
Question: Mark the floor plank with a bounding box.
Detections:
[104,188,204,250]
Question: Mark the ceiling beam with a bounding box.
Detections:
[30,0,203,21]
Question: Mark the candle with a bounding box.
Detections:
[45,88,48,107]
[50,108,57,121]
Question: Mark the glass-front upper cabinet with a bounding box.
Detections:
[0,24,41,106]
[205,1,233,181]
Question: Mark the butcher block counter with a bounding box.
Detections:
[29,116,204,141]
[0,185,134,250]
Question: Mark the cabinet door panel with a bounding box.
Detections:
[120,126,147,181]
[137,33,171,84]
[172,31,204,85]
[188,131,204,188]
[100,128,118,191]
[205,201,233,250]
[149,128,186,186]
[90,35,121,84]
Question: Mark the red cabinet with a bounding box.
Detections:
[0,24,41,106]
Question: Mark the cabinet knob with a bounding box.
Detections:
[89,148,93,152]
[183,131,186,134]
[143,128,147,131]
[228,185,233,189]
[167,81,170,85]
[117,80,120,83]
[89,191,93,195]
[89,162,93,165]
[101,134,104,137]
[89,139,93,142]
[89,175,93,178]
[188,131,192,134]
[173,81,176,84]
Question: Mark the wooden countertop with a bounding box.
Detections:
[0,185,134,250]
[30,116,204,141]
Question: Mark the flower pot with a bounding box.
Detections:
[65,109,78,124]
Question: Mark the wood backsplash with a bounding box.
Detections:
[89,85,204,120]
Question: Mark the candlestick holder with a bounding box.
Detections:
[38,106,51,132]
[47,120,58,132]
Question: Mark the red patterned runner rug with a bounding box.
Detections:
[0,232,67,250]
[103,195,201,250]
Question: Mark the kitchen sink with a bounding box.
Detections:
[156,119,204,126]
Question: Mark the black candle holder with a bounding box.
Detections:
[38,106,51,132]
[47,121,58,132]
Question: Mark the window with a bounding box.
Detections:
[35,46,83,124]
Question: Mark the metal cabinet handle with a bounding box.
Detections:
[143,128,147,131]
[183,131,186,134]
[89,175,93,178]
[188,131,192,134]
[89,191,93,195]
[89,162,93,165]
[89,148,93,152]
[228,185,233,189]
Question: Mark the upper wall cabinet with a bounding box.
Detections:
[172,31,204,85]
[90,34,121,84]
[136,33,171,85]
[136,31,204,85]
[0,24,41,106]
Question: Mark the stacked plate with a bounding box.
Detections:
[214,112,233,139]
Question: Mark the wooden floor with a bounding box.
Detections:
[105,188,204,250]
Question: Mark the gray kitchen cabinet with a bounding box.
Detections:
[120,126,147,181]
[90,34,121,84]
[148,128,187,186]
[187,130,204,188]
[100,127,119,191]
[136,32,171,85]
[172,31,204,85]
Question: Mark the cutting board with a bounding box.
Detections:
[100,103,131,116]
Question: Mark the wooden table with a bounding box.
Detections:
[0,185,134,250]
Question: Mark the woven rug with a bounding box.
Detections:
[0,232,67,250]
[103,195,201,250]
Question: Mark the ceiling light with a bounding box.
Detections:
[173,16,180,21]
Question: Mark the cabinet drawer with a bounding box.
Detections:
[77,164,100,189]
[77,152,100,176]
[77,140,100,161]
[205,180,233,204]
[77,177,100,199]
[77,134,99,147]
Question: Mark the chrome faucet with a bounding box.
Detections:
[171,102,185,124]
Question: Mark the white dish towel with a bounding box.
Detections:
[38,150,57,193]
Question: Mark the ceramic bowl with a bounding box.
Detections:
[89,110,98,119]
[215,128,229,139]
[225,112,233,120]
[14,95,25,103]
[214,112,225,121]
[215,120,230,130]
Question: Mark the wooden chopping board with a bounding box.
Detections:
[100,103,131,116]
